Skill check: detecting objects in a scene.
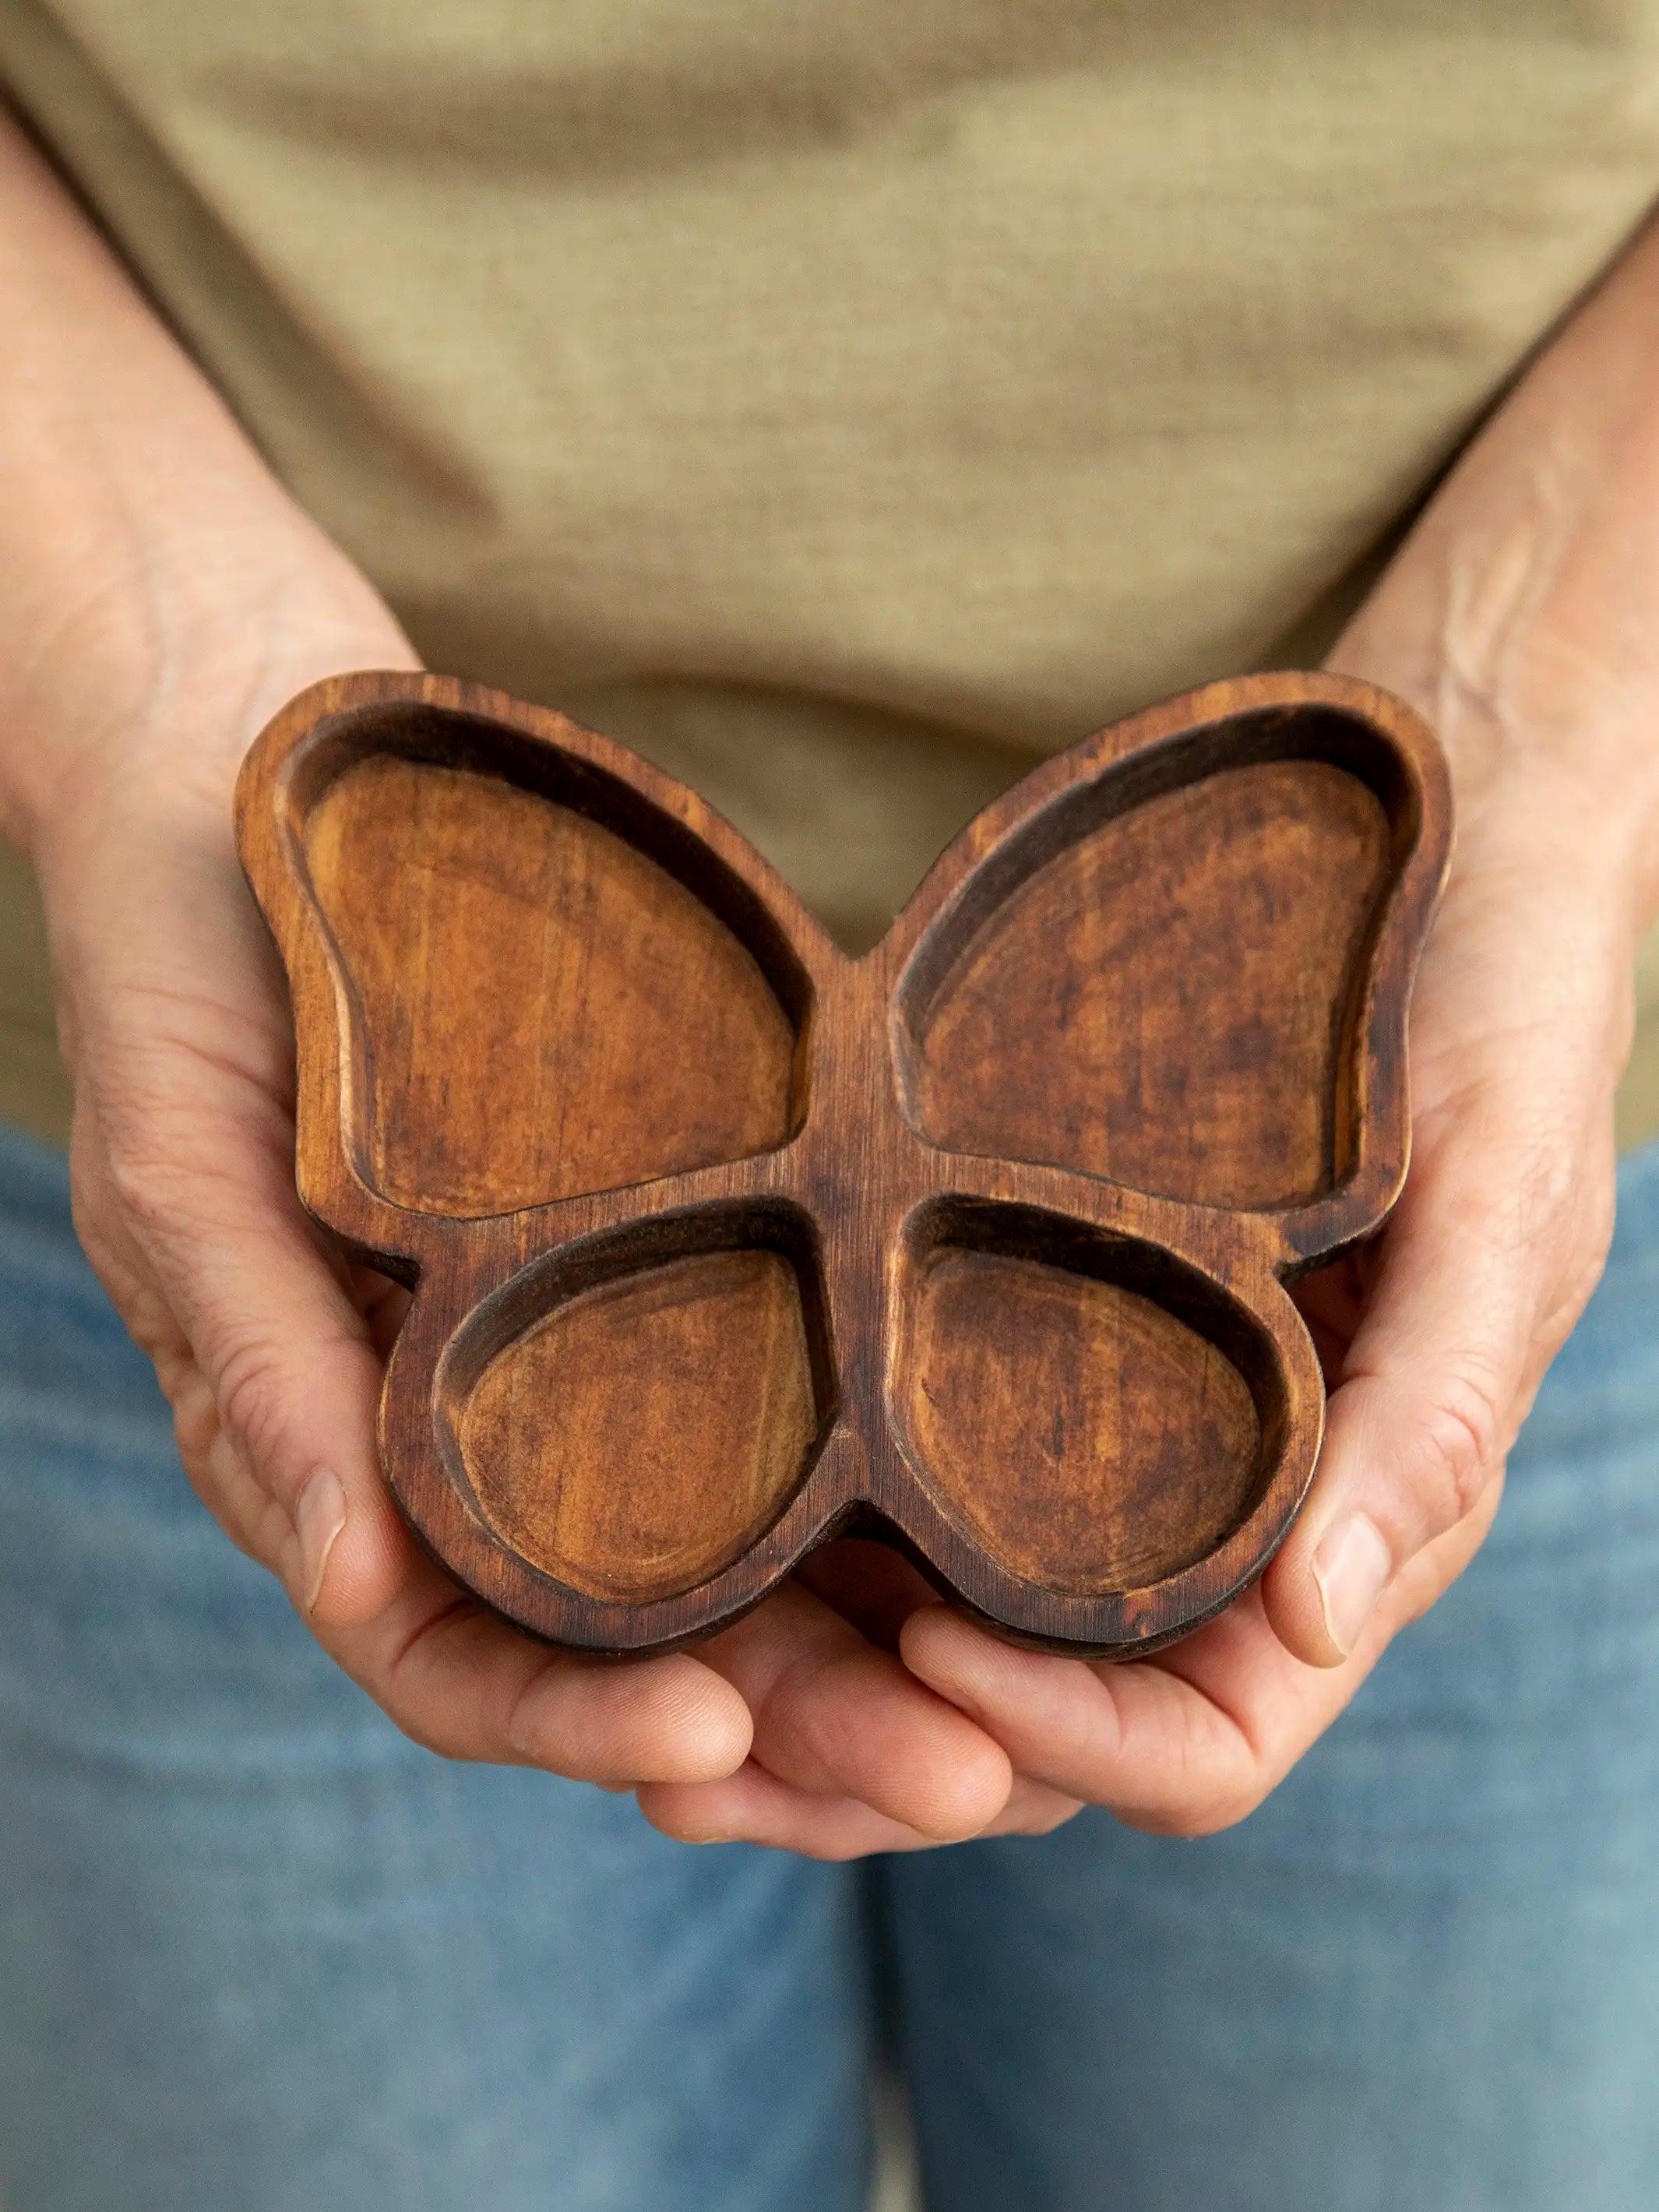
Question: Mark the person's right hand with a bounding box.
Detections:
[23,568,1039,1846]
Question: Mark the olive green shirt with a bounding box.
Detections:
[3,0,1658,1148]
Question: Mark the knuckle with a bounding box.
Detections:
[1506,1129,1583,1244]
[100,1130,184,1237]
[169,1367,221,1468]
[1544,1169,1617,1348]
[1583,1185,1617,1285]
[1412,1369,1502,1534]
[215,1340,295,1478]
[93,1090,245,1250]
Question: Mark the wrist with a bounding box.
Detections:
[5,546,416,873]
[1329,646,1659,948]
[1409,762,1647,1111]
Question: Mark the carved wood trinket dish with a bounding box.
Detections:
[236,669,1450,1658]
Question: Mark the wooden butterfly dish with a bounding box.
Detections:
[237,669,1449,1658]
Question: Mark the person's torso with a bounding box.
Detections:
[4,0,1659,1144]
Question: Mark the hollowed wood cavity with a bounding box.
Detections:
[903,753,1392,1208]
[897,1216,1269,1595]
[303,752,796,1214]
[456,1245,819,1603]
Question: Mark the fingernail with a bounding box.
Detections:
[1312,1513,1392,1657]
[294,1467,347,1615]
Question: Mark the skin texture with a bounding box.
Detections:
[3,104,1657,1858]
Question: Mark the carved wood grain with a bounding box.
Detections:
[236,669,1450,1658]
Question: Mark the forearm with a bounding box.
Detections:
[0,104,403,859]
[1331,203,1659,928]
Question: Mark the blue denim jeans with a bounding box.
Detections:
[2,1118,1657,2212]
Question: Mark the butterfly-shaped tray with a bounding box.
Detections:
[237,669,1449,1658]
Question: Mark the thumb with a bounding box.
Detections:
[92,1070,414,1629]
[1263,1097,1608,1666]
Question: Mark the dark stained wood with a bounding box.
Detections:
[235,669,1450,1658]
[907,759,1392,1209]
[303,751,796,1214]
[900,1246,1262,1594]
[458,1246,817,1602]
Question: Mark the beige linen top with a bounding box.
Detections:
[2,0,1658,1149]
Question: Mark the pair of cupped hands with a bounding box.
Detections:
[24,466,1645,1859]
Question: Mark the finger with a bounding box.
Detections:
[347,1569,753,1784]
[695,1581,1015,1841]
[72,1111,408,1620]
[905,1500,1498,1834]
[1263,1094,1602,1667]
[129,1119,416,1633]
[904,1605,1270,1833]
[1263,854,1626,1669]
[639,1763,1079,1860]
